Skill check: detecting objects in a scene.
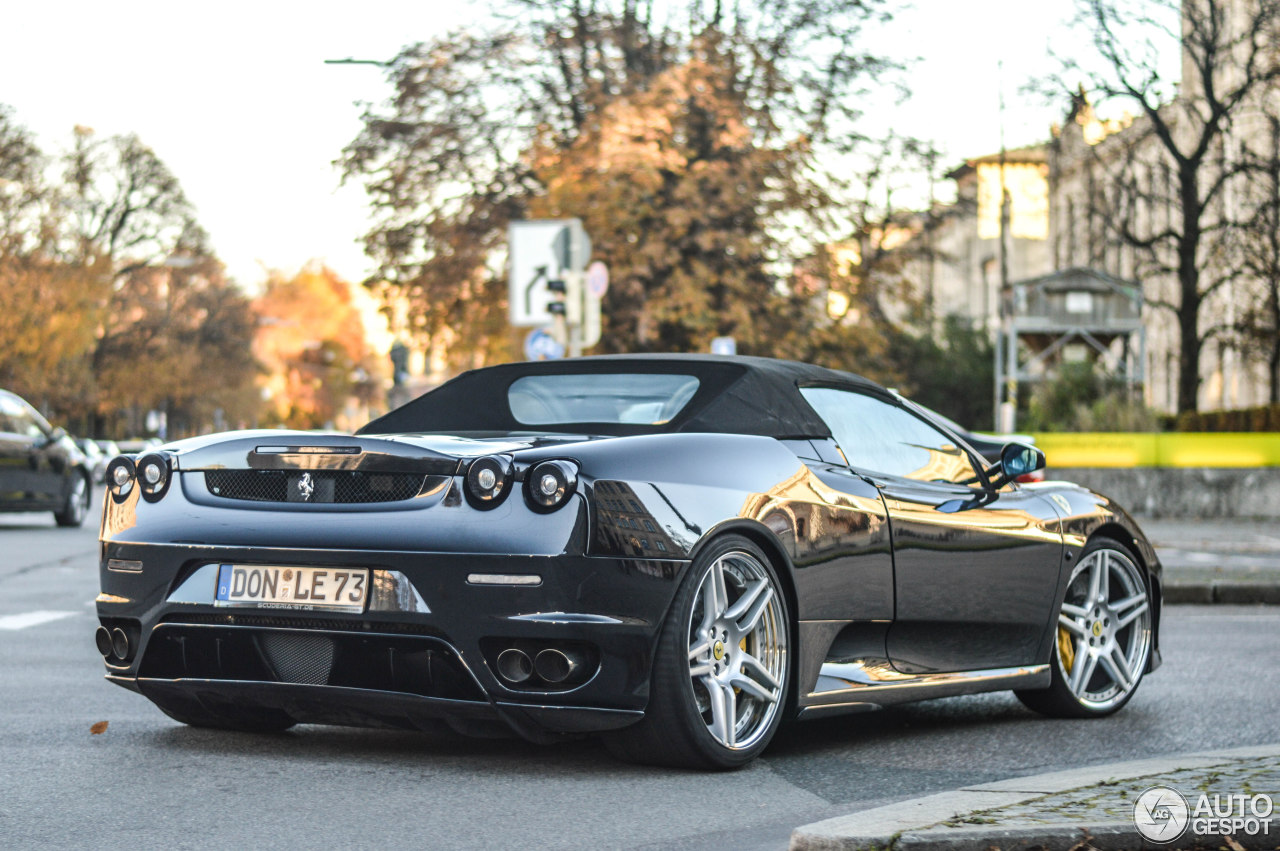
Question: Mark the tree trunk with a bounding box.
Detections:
[1270,341,1279,405]
[1177,299,1202,413]
[1176,164,1204,414]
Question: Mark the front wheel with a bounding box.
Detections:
[604,535,791,770]
[54,473,90,528]
[1017,537,1153,718]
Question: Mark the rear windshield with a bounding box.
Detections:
[508,373,701,425]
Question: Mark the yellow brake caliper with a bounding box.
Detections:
[735,638,748,694]
[1058,623,1076,674]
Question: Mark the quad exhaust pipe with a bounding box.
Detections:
[534,648,582,684]
[95,626,112,656]
[495,648,533,683]
[96,625,132,661]
[494,645,592,685]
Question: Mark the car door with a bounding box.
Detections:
[0,395,62,507]
[0,396,31,506]
[799,386,1064,675]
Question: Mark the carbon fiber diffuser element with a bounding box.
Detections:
[259,633,335,685]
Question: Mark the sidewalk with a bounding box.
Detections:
[1144,517,1280,604]
[790,744,1280,850]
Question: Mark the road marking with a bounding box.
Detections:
[0,610,78,630]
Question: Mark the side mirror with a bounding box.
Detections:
[987,442,1045,488]
[36,425,66,448]
[1001,443,1045,478]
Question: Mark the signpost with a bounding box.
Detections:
[508,219,601,357]
[581,261,607,349]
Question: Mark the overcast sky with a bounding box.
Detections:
[1,1,1105,290]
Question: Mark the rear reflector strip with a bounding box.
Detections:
[466,574,542,587]
[107,559,143,573]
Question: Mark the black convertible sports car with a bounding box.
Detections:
[96,355,1161,769]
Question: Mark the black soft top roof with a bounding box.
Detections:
[359,354,887,439]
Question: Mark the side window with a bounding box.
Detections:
[799,387,981,486]
[0,397,25,436]
[8,408,43,439]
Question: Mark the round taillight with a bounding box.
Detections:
[465,455,514,508]
[105,456,136,502]
[524,460,578,512]
[136,452,172,502]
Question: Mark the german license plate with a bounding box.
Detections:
[214,564,368,613]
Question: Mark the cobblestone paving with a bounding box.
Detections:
[937,759,1280,828]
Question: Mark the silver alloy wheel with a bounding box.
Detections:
[1056,545,1152,711]
[65,475,88,524]
[686,549,787,751]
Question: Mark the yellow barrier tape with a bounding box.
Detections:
[1030,433,1280,468]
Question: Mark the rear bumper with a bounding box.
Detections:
[98,540,687,738]
[113,677,643,740]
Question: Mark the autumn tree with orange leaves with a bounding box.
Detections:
[344,0,920,377]
[0,108,260,436]
[255,265,385,430]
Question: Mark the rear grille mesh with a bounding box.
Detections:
[259,633,335,685]
[204,470,427,504]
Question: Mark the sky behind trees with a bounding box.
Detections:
[0,0,1137,290]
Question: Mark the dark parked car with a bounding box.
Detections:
[96,356,1161,769]
[0,390,92,527]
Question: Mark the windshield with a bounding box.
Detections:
[508,373,701,425]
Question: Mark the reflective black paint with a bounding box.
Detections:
[97,409,1161,741]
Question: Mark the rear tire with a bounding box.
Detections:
[1016,537,1153,718]
[54,473,90,528]
[604,534,790,770]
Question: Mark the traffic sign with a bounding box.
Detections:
[586,261,609,298]
[524,328,565,361]
[710,336,737,356]
[509,219,590,327]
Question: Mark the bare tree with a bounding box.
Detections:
[1056,0,1280,412]
[64,127,208,275]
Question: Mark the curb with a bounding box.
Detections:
[789,744,1280,851]
[1163,580,1280,604]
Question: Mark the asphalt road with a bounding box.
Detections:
[1,497,1277,851]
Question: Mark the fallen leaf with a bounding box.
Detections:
[90,721,108,735]
[1224,836,1245,851]
[1067,829,1099,851]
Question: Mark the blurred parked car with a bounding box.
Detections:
[0,390,93,526]
[116,438,163,454]
[77,438,109,484]
[97,439,121,458]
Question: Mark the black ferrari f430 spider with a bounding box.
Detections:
[96,355,1160,769]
